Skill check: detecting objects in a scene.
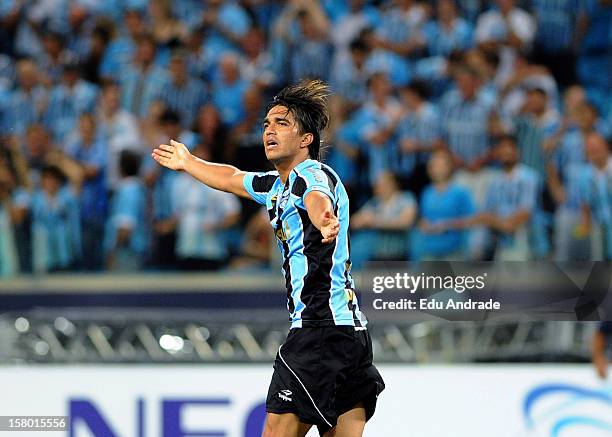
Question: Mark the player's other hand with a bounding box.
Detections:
[152,139,190,171]
[320,210,340,243]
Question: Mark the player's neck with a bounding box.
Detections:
[274,156,310,184]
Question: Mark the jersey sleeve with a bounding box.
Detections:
[243,172,277,205]
[293,167,337,209]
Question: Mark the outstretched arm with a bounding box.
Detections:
[304,191,340,244]
[152,140,251,199]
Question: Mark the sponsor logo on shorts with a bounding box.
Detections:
[278,390,293,402]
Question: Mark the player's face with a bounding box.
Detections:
[262,105,309,164]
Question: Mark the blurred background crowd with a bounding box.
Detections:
[0,0,610,276]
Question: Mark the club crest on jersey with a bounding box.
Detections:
[279,189,290,209]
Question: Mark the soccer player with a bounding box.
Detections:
[152,80,384,436]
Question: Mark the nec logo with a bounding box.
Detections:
[69,397,266,437]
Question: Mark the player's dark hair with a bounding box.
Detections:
[267,79,330,160]
[119,150,142,178]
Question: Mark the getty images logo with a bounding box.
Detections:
[524,383,612,436]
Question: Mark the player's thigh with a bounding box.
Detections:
[262,412,313,437]
[322,403,366,437]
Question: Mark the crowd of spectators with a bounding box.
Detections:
[0,0,610,275]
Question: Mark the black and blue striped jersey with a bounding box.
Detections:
[243,159,367,329]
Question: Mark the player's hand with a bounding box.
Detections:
[320,210,340,244]
[152,139,191,171]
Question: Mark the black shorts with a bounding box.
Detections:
[266,326,385,434]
